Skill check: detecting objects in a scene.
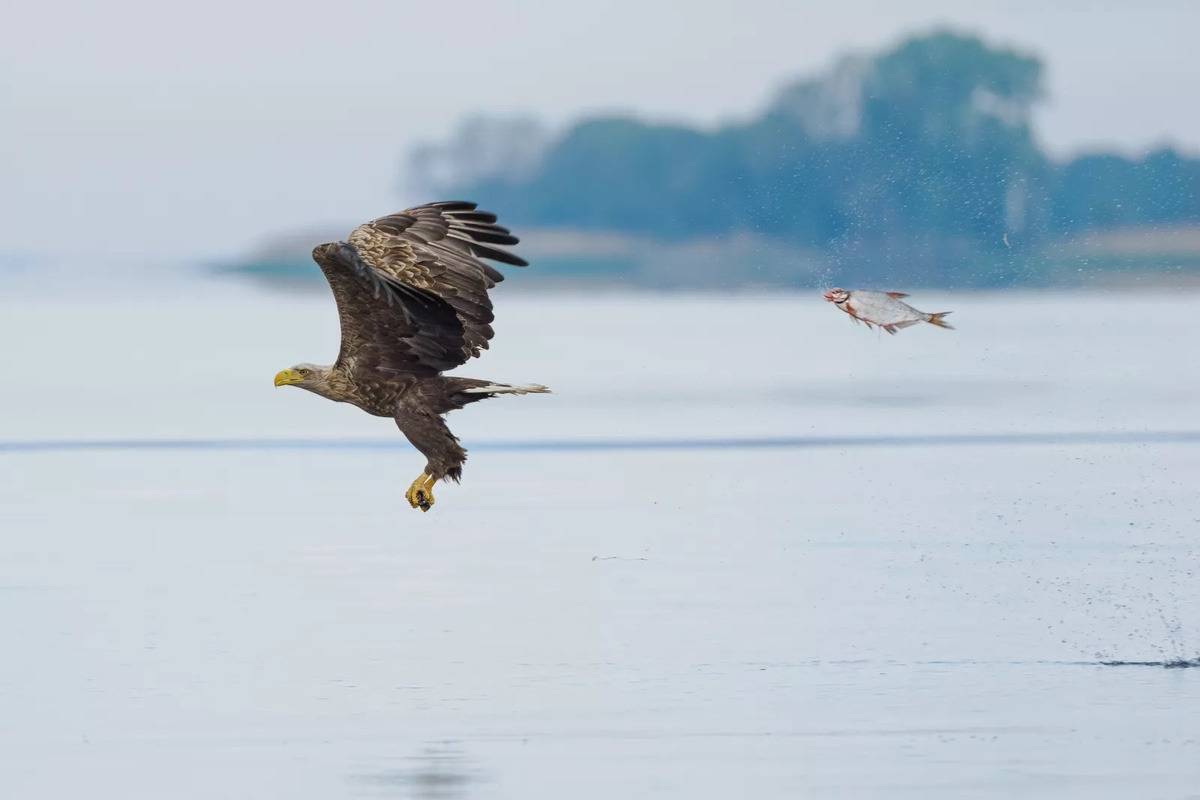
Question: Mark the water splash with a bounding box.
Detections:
[1099,658,1200,669]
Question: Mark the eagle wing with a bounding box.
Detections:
[311,201,527,378]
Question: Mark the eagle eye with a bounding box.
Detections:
[298,368,311,376]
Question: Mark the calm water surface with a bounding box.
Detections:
[1,283,1198,798]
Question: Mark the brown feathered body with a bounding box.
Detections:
[284,202,548,484]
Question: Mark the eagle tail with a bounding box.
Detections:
[441,378,551,412]
[461,383,551,396]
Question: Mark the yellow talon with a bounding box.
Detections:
[405,473,436,512]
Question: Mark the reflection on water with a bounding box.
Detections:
[354,743,484,799]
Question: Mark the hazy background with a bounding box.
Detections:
[3,0,1199,270]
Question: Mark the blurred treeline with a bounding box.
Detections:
[408,31,1200,286]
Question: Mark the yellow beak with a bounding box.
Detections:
[274,369,301,387]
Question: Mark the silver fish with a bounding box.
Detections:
[823,288,954,335]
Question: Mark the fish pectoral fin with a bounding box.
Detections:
[886,291,910,299]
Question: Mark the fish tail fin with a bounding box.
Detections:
[926,312,954,330]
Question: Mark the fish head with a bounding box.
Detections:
[823,288,850,304]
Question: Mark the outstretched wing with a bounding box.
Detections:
[312,201,527,378]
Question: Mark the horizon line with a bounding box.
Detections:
[2,430,1198,455]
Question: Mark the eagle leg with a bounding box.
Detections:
[405,472,436,512]
[395,403,468,513]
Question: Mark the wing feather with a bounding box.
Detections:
[312,202,527,379]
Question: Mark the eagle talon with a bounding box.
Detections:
[405,473,436,512]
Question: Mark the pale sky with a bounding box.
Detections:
[3,0,1198,262]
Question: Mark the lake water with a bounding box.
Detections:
[1,278,1198,798]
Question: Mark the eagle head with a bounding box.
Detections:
[274,363,329,390]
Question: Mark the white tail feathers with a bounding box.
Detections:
[462,383,552,395]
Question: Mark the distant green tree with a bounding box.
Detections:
[852,31,1047,244]
[420,29,1200,275]
[486,118,734,236]
[1052,148,1200,231]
